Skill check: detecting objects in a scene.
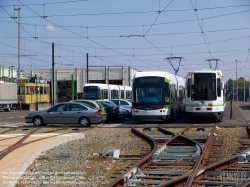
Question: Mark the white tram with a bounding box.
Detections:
[185,69,226,122]
[83,83,132,100]
[132,71,186,121]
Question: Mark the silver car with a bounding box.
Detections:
[25,102,102,127]
[110,99,132,110]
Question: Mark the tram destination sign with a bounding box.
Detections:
[139,78,160,83]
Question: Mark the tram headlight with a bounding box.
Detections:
[195,103,200,107]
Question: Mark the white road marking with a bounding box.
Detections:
[0,122,26,127]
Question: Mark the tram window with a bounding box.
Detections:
[44,87,47,94]
[187,79,191,97]
[19,86,25,94]
[102,89,108,99]
[217,79,221,97]
[111,90,118,99]
[126,91,132,99]
[121,90,124,99]
[40,86,43,94]
[165,83,170,103]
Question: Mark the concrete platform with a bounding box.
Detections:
[0,133,85,187]
[221,101,250,126]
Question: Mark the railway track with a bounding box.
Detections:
[0,126,93,160]
[105,122,250,187]
[105,125,218,187]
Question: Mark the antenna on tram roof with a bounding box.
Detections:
[164,57,184,75]
[205,59,221,70]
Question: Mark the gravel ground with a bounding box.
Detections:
[184,127,214,135]
[206,127,250,164]
[15,128,151,187]
[137,127,185,135]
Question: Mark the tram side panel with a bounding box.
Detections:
[18,82,51,110]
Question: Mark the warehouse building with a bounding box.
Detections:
[0,65,136,103]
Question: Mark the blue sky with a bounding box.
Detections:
[1,0,250,82]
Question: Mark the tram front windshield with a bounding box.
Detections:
[84,86,99,99]
[134,77,164,104]
[192,73,216,101]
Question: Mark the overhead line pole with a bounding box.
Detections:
[52,43,55,106]
[14,7,21,79]
[236,60,238,101]
[86,53,89,83]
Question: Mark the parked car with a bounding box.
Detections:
[110,99,132,110]
[119,107,132,118]
[101,100,131,120]
[111,99,132,117]
[70,99,107,122]
[25,102,102,127]
[96,100,119,122]
[118,107,131,119]
[126,99,132,103]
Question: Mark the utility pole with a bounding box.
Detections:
[52,43,55,106]
[86,53,89,83]
[226,81,228,100]
[35,74,38,111]
[236,60,238,101]
[244,79,245,102]
[14,7,21,79]
[233,81,234,101]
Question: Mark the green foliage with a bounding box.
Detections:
[227,77,249,87]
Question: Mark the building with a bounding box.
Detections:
[0,65,136,104]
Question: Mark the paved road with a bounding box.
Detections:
[0,101,249,128]
[0,110,28,127]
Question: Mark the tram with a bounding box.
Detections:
[17,80,50,109]
[83,83,132,100]
[132,71,186,121]
[185,69,226,122]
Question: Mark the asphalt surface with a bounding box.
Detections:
[0,101,249,128]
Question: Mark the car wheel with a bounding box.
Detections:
[79,117,90,127]
[4,108,10,112]
[32,116,44,126]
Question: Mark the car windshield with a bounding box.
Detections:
[72,101,97,109]
[95,101,104,108]
[104,101,118,107]
[100,101,113,108]
[79,103,96,109]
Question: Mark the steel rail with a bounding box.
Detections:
[105,125,195,187]
[184,125,217,187]
[191,109,250,186]
[104,127,157,187]
[0,126,20,134]
[0,126,94,160]
[155,125,214,187]
[0,127,42,160]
